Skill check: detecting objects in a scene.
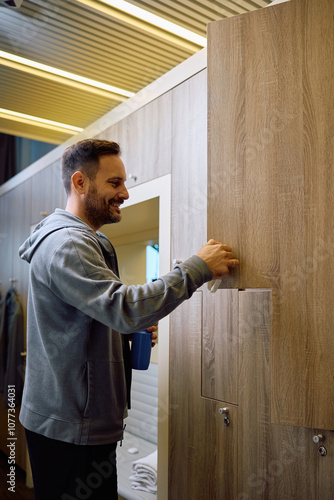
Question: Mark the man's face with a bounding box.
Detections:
[84,154,129,230]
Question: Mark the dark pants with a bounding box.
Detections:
[25,429,118,500]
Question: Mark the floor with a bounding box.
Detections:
[0,450,35,500]
[0,449,130,500]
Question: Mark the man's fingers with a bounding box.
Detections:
[228,258,239,268]
[224,251,236,260]
[207,239,232,252]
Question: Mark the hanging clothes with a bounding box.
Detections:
[0,288,24,407]
[0,292,6,393]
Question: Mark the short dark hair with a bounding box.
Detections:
[61,139,121,194]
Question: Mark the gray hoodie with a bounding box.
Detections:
[19,209,212,445]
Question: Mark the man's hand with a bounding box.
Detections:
[197,239,239,280]
[146,323,158,347]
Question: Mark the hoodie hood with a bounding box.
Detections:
[19,209,93,263]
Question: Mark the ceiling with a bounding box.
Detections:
[0,0,272,145]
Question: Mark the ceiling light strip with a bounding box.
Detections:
[0,50,134,98]
[75,0,205,50]
[0,57,128,101]
[0,108,83,134]
[100,0,207,46]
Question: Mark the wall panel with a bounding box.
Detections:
[0,180,31,471]
[116,93,172,189]
[202,289,238,404]
[208,0,334,430]
[171,69,207,261]
[30,161,65,226]
[169,292,238,500]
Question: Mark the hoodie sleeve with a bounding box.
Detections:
[47,228,212,333]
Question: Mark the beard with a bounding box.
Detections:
[84,183,122,229]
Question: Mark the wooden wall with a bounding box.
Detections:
[208,0,334,433]
[203,0,334,497]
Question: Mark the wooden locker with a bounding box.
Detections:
[169,292,238,500]
[208,0,334,430]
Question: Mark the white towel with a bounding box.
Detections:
[130,450,157,493]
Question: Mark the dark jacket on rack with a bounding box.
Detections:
[0,288,24,407]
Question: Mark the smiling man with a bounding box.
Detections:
[19,139,239,500]
[71,155,128,230]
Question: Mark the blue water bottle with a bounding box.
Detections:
[131,329,152,370]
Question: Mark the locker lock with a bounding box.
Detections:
[312,434,325,444]
[312,435,327,457]
[318,446,327,457]
[219,408,230,426]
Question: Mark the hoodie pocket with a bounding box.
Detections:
[83,361,94,419]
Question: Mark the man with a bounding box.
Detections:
[19,139,239,499]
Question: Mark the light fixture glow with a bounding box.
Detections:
[0,108,83,134]
[0,50,134,98]
[100,0,207,47]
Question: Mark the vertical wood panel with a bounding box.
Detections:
[318,429,334,499]
[169,293,238,500]
[238,290,272,497]
[208,0,334,430]
[169,69,238,499]
[171,69,207,261]
[237,290,329,499]
[202,289,239,403]
[30,161,65,226]
[169,292,203,497]
[0,180,31,472]
[116,93,172,189]
[0,191,12,290]
[10,180,31,472]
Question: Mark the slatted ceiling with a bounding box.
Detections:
[0,66,119,112]
[0,68,119,128]
[0,76,118,128]
[1,4,192,85]
[123,0,213,34]
[130,0,236,28]
[1,4,187,59]
[45,0,198,58]
[0,0,273,145]
[0,119,71,144]
[127,0,269,30]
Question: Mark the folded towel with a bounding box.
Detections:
[130,450,157,494]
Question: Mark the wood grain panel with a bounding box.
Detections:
[171,69,207,260]
[237,290,328,499]
[208,0,334,429]
[202,289,239,403]
[0,191,12,289]
[318,429,334,499]
[238,290,272,496]
[0,181,31,472]
[169,292,203,497]
[169,292,238,500]
[169,69,239,499]
[30,161,65,226]
[114,92,172,190]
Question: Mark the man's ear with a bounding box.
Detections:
[71,171,88,194]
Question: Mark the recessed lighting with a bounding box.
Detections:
[0,50,134,98]
[78,0,206,48]
[0,108,83,134]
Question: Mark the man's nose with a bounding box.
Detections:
[120,185,129,200]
